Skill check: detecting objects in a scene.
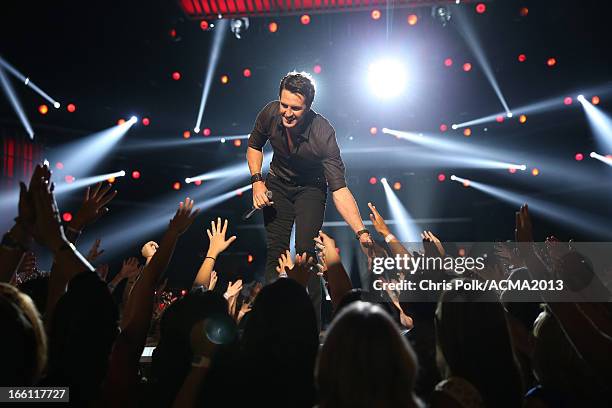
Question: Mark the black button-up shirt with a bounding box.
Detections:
[248,100,347,192]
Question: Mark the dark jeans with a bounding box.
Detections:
[263,173,326,326]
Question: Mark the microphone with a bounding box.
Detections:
[242,190,273,220]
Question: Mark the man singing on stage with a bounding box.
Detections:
[246,71,372,320]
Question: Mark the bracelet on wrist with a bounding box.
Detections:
[250,173,264,184]
[355,229,370,240]
[205,256,216,262]
[384,233,397,243]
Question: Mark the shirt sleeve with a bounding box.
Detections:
[248,101,276,151]
[321,124,347,192]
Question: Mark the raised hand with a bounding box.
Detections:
[421,230,445,257]
[30,175,66,252]
[169,198,200,235]
[515,204,533,242]
[71,182,118,229]
[206,217,237,257]
[208,271,218,291]
[224,279,243,300]
[237,301,252,323]
[86,238,105,262]
[368,202,391,237]
[285,252,315,287]
[275,250,294,276]
[314,231,342,266]
[96,264,110,281]
[119,257,141,280]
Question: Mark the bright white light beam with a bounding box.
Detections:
[380,177,421,242]
[54,170,126,194]
[590,152,612,167]
[0,55,61,108]
[577,95,612,154]
[0,65,34,138]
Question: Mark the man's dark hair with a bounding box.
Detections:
[279,71,316,107]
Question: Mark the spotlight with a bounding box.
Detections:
[117,119,126,125]
[440,124,448,132]
[313,64,322,74]
[233,139,242,147]
[518,54,526,62]
[247,254,254,263]
[67,103,76,112]
[55,162,64,169]
[220,138,226,143]
[463,128,472,137]
[194,127,200,133]
[243,68,252,77]
[142,117,150,126]
[371,10,381,20]
[475,3,486,14]
[118,170,126,177]
[200,20,213,31]
[564,97,573,105]
[575,153,584,161]
[230,17,249,39]
[369,177,378,184]
[450,175,457,181]
[367,59,407,99]
[62,212,73,222]
[172,181,181,190]
[444,58,453,67]
[407,14,418,26]
[53,102,60,109]
[221,75,229,84]
[576,95,585,102]
[547,58,557,67]
[183,131,191,139]
[185,177,192,184]
[432,6,451,27]
[380,177,387,183]
[203,128,211,136]
[268,22,278,33]
[496,115,504,123]
[451,124,458,130]
[38,104,48,115]
[437,173,446,182]
[132,170,141,179]
[65,175,75,183]
[462,63,472,72]
[592,96,600,105]
[129,116,138,123]
[531,168,540,176]
[507,112,513,118]
[370,127,378,135]
[519,114,527,123]
[300,14,311,25]
[393,182,402,190]
[172,71,181,81]
[520,7,529,17]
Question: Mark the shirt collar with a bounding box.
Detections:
[276,108,315,141]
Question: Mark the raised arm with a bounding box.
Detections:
[64,182,117,244]
[368,202,410,257]
[192,217,236,288]
[314,231,353,311]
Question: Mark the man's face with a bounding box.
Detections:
[279,89,309,129]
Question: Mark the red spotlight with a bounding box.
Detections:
[142,117,150,126]
[592,96,600,105]
[531,168,540,176]
[300,14,311,25]
[496,115,505,123]
[371,9,381,20]
[199,20,209,30]
[247,254,254,263]
[463,62,472,72]
[220,75,229,84]
[508,167,517,174]
[462,180,470,187]
[440,124,448,132]
[65,175,75,184]
[67,103,76,112]
[546,57,557,67]
[62,212,73,222]
[172,71,181,81]
[181,289,187,296]
[475,3,486,14]
[268,22,278,33]
[564,97,573,105]
[518,54,527,62]
[172,181,181,190]
[407,14,418,26]
[194,180,202,186]
[444,58,453,67]
[463,128,472,137]
[437,173,446,182]
[243,68,252,78]
[38,104,48,115]
[131,170,141,179]
[574,153,584,161]
[183,130,191,139]
[203,128,211,136]
[519,7,529,17]
[233,139,242,147]
[117,118,126,125]
[55,162,64,170]
[169,28,177,38]
[369,177,377,185]
[313,64,322,74]
[369,127,378,135]
[393,182,402,190]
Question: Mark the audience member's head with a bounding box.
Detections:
[434,280,523,408]
[0,283,47,386]
[317,301,421,408]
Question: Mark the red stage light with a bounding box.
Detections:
[200,20,209,30]
[508,167,517,174]
[62,212,73,222]
[172,182,181,190]
[55,162,64,170]
[243,68,252,77]
[440,124,448,132]
[531,168,540,176]
[371,10,381,20]
[142,117,150,126]
[67,103,76,112]
[172,71,181,81]
[407,14,418,26]
[38,104,48,115]
[194,180,202,186]
[132,170,141,179]
[169,28,177,38]
[444,58,453,67]
[519,114,527,124]
[233,139,242,147]
[247,254,254,263]
[496,115,504,123]
[463,62,472,72]
[519,7,529,17]
[393,182,402,190]
[546,58,557,67]
[564,97,572,105]
[575,153,584,161]
[437,173,446,182]
[313,64,322,74]
[117,118,126,125]
[369,177,377,185]
[65,175,75,183]
[300,14,311,25]
[475,3,486,14]
[220,75,229,84]
[370,127,378,135]
[592,96,600,105]
[268,22,278,33]
[518,54,526,62]
[181,289,187,296]
[462,180,470,187]
[203,128,211,136]
[183,131,191,139]
[463,128,472,137]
